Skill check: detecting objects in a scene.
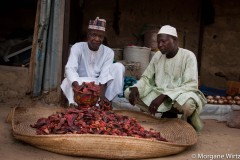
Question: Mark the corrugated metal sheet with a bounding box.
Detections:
[32,0,64,96]
[43,0,64,91]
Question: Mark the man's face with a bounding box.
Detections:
[87,29,105,51]
[157,34,177,54]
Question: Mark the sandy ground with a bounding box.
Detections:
[1,96,240,160]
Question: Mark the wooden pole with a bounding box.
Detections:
[60,0,70,106]
[27,0,41,94]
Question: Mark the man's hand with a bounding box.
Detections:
[99,83,107,98]
[99,96,112,111]
[72,81,80,91]
[129,87,139,106]
[149,94,168,115]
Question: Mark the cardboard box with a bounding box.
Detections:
[226,81,240,96]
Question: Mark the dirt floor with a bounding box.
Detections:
[1,96,240,160]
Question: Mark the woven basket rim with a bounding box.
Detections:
[11,106,198,159]
[13,130,193,147]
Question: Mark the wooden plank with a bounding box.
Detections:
[4,46,32,62]
[60,0,70,106]
[28,0,41,94]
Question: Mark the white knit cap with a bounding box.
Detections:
[158,25,178,37]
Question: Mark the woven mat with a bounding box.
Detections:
[12,106,197,159]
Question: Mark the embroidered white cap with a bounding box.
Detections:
[88,17,106,31]
[158,25,178,37]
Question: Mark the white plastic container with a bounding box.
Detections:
[123,46,151,77]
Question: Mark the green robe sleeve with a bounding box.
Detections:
[124,52,160,99]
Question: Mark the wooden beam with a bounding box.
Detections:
[27,0,41,94]
[60,0,70,106]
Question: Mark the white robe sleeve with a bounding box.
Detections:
[65,44,82,84]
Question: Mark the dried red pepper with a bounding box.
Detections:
[31,106,167,142]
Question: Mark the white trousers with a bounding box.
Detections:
[61,63,125,105]
[173,98,196,121]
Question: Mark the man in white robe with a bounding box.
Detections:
[61,17,125,107]
[124,25,207,132]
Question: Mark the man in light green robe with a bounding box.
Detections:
[124,25,207,132]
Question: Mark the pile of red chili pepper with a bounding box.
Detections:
[31,106,167,142]
[74,81,100,96]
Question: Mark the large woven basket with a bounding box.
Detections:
[12,106,197,159]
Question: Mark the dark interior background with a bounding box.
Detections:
[0,0,239,90]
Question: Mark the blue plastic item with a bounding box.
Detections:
[199,85,227,96]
